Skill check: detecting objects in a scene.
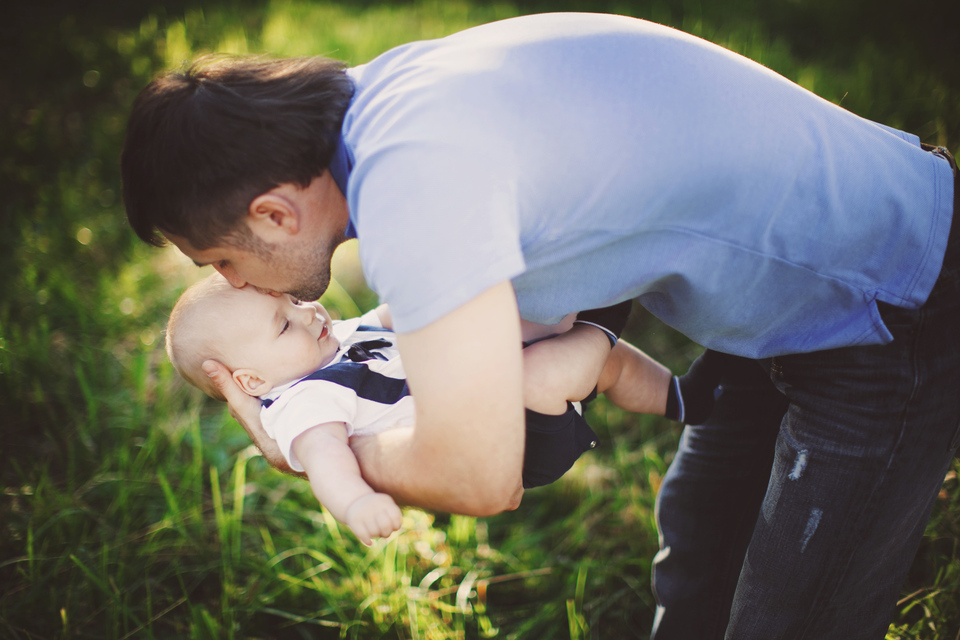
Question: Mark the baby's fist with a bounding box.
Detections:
[345,493,403,546]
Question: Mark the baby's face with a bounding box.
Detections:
[224,287,340,390]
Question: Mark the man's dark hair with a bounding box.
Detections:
[121,55,354,249]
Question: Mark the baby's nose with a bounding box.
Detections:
[300,304,317,324]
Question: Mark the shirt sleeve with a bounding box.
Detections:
[260,382,358,472]
[348,94,527,334]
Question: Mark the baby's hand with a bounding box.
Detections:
[344,493,403,546]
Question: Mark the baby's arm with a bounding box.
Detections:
[291,422,402,545]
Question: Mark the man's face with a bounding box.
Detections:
[166,227,340,301]
[164,173,349,300]
[221,288,340,391]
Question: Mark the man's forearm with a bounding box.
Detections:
[350,423,524,515]
[349,281,527,516]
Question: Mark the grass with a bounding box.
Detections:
[2,0,959,638]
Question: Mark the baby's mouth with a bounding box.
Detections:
[318,322,329,341]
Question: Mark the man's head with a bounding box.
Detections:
[162,169,349,301]
[166,273,340,400]
[122,54,354,250]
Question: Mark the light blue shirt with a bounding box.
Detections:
[340,12,954,358]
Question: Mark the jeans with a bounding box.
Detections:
[652,167,960,639]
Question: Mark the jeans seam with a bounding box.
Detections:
[949,419,960,452]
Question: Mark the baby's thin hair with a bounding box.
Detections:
[166,273,241,401]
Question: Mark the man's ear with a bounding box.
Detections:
[233,369,273,397]
[247,185,302,239]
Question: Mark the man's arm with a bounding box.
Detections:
[206,282,524,514]
[350,280,526,516]
[373,303,392,329]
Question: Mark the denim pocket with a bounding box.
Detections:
[875,300,920,332]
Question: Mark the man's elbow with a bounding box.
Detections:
[505,484,524,511]
[456,473,524,517]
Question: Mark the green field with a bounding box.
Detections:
[2,1,958,637]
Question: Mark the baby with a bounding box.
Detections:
[166,273,720,544]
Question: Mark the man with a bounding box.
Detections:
[122,13,958,639]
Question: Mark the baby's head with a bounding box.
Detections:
[166,273,340,400]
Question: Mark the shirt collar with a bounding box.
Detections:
[328,133,357,239]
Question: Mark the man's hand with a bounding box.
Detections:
[343,493,403,546]
[202,359,302,476]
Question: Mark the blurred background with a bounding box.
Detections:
[2,1,958,638]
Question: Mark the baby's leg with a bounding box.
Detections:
[522,322,612,414]
[598,340,672,415]
[523,301,635,414]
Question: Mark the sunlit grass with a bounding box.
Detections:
[160,0,520,67]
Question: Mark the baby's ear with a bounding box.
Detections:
[232,369,272,397]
